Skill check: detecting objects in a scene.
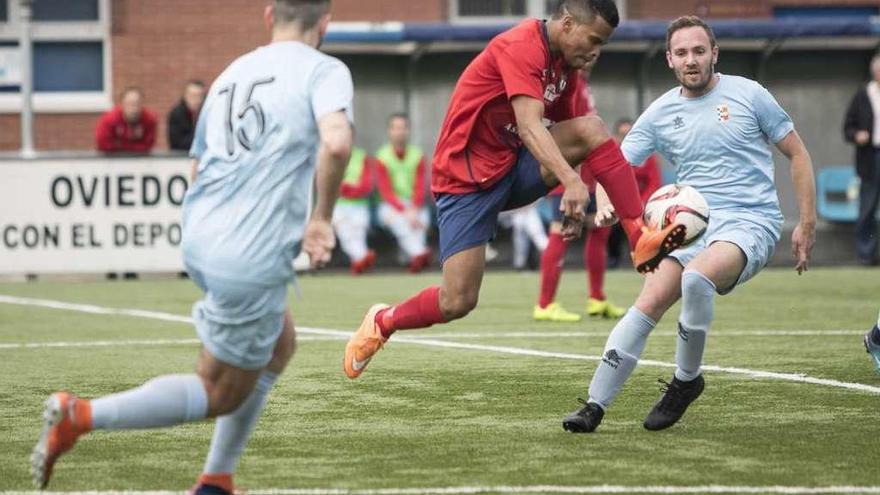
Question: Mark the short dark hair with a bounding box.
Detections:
[274,0,331,31]
[551,0,619,29]
[666,15,716,52]
[387,112,410,126]
[185,80,205,89]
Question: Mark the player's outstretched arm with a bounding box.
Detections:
[305,110,352,268]
[511,95,588,238]
[776,130,816,275]
[592,184,619,228]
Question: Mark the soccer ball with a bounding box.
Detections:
[643,184,709,246]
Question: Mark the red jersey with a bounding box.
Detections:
[95,106,157,153]
[634,154,662,204]
[432,19,580,195]
[550,73,595,196]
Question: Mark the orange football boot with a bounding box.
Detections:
[632,223,688,274]
[31,392,92,488]
[344,304,390,379]
[189,473,237,495]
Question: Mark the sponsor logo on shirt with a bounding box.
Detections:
[541,69,567,103]
[716,103,730,122]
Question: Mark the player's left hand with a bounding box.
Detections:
[561,214,584,241]
[791,222,815,275]
[594,204,619,228]
[303,218,336,269]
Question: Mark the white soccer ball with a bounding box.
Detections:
[643,184,710,246]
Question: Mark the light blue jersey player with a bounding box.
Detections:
[563,15,816,434]
[31,2,354,492]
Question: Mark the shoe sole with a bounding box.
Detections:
[562,419,595,433]
[636,225,687,274]
[343,304,388,379]
[31,394,64,488]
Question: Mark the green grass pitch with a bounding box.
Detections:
[0,267,878,492]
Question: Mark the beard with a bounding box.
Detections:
[677,62,715,92]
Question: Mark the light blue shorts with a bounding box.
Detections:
[668,212,778,295]
[186,263,287,370]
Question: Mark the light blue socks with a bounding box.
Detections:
[588,307,657,409]
[91,374,208,430]
[675,270,716,382]
[203,370,279,474]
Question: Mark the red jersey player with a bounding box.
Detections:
[343,0,687,379]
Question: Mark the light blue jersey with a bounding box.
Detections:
[622,74,794,240]
[183,41,354,286]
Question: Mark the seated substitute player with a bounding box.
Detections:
[562,15,816,433]
[375,112,433,273]
[31,1,354,492]
[866,309,880,375]
[333,146,378,274]
[534,62,626,322]
[343,0,688,379]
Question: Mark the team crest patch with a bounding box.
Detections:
[716,103,730,122]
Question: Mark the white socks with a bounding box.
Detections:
[203,370,279,474]
[588,307,656,409]
[91,374,208,430]
[675,270,716,382]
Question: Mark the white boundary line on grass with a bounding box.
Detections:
[2,295,879,396]
[4,485,880,494]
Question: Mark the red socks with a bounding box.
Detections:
[538,232,567,308]
[586,139,645,250]
[586,227,610,301]
[376,286,445,338]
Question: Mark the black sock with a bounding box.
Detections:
[870,326,880,347]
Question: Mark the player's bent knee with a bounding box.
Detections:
[204,380,253,417]
[574,115,609,150]
[441,291,479,320]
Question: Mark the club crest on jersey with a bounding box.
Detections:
[673,116,685,130]
[716,103,730,122]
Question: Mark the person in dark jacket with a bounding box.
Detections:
[844,54,880,265]
[167,80,206,151]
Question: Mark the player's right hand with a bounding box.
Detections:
[560,179,589,223]
[303,218,336,269]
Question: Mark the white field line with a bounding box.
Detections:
[0,336,343,350]
[1,295,879,396]
[4,485,880,495]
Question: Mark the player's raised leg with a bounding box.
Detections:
[643,241,745,431]
[563,258,682,432]
[547,116,686,273]
[193,310,297,495]
[32,345,261,488]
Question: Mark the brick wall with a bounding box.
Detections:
[628,0,771,19]
[1,0,448,152]
[331,0,447,21]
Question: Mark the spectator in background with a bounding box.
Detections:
[95,86,157,153]
[333,146,377,274]
[844,54,880,266]
[376,112,432,273]
[607,118,662,267]
[168,80,206,151]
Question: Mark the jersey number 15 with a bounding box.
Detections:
[217,77,276,156]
